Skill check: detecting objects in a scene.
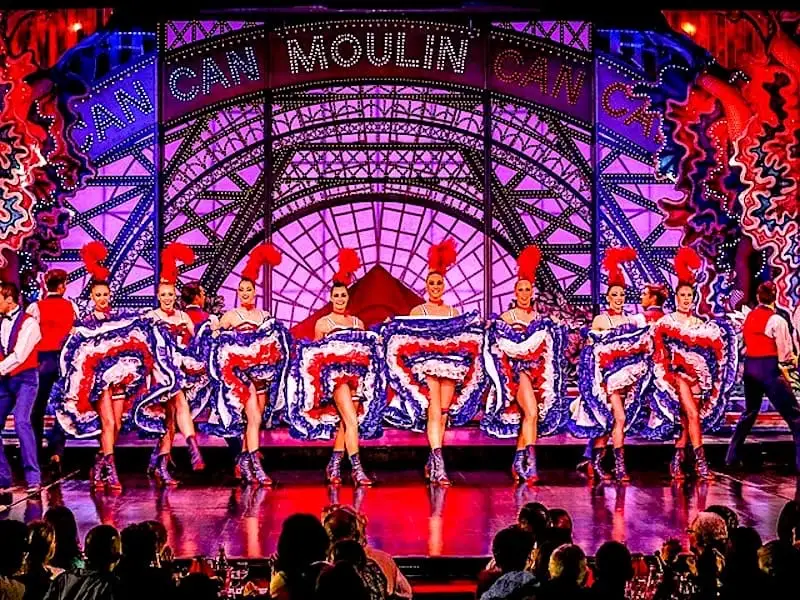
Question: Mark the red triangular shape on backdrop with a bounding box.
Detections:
[290,264,423,340]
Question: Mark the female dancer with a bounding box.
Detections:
[146,243,206,486]
[216,243,283,486]
[313,249,373,486]
[484,245,568,485]
[572,247,644,482]
[58,242,172,491]
[410,239,460,486]
[655,248,714,480]
[81,243,124,490]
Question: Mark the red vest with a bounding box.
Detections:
[743,305,778,358]
[1,312,39,376]
[644,307,665,323]
[185,306,210,328]
[35,295,76,352]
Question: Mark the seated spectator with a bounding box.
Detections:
[757,540,799,594]
[176,573,220,600]
[688,512,728,600]
[720,527,767,600]
[479,526,536,600]
[776,500,800,548]
[330,540,387,600]
[143,521,173,568]
[706,505,739,535]
[322,505,411,599]
[0,520,28,600]
[44,524,120,600]
[590,541,632,600]
[20,521,59,600]
[547,509,573,544]
[115,523,175,600]
[316,562,369,600]
[43,507,84,572]
[270,514,331,600]
[518,503,550,543]
[534,544,590,600]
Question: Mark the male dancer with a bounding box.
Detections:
[576,283,668,475]
[180,281,242,469]
[726,281,800,472]
[26,270,78,469]
[0,282,43,496]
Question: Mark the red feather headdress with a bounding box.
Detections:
[517,245,541,283]
[602,247,637,289]
[333,248,361,287]
[674,246,701,287]
[427,238,457,276]
[160,242,195,285]
[242,243,282,282]
[80,241,110,281]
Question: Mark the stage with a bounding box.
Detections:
[3,462,798,560]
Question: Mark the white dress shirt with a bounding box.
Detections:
[0,306,43,376]
[764,310,794,364]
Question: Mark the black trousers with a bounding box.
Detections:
[727,357,800,471]
[34,351,67,459]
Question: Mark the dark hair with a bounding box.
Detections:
[645,284,668,307]
[89,280,110,293]
[492,525,535,572]
[757,281,777,305]
[45,269,68,292]
[323,507,363,544]
[331,280,349,293]
[331,539,367,568]
[44,506,82,570]
[239,276,256,288]
[316,562,369,600]
[121,522,158,568]
[177,573,220,600]
[777,500,800,545]
[0,281,20,303]
[675,282,695,295]
[84,524,121,568]
[274,513,330,595]
[548,508,573,534]
[181,281,203,306]
[518,502,550,541]
[594,541,633,583]
[0,520,29,576]
[143,520,168,550]
[26,520,56,568]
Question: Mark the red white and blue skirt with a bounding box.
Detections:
[133,322,213,435]
[203,319,291,437]
[650,319,738,435]
[383,311,487,432]
[285,329,386,440]
[482,318,569,438]
[52,315,177,438]
[569,324,653,438]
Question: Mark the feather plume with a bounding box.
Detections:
[602,247,637,288]
[674,246,701,286]
[80,241,109,281]
[517,245,541,283]
[427,238,457,275]
[160,242,195,284]
[242,243,282,282]
[333,248,361,286]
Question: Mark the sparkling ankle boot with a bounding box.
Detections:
[613,447,630,482]
[670,448,687,480]
[349,453,373,487]
[326,450,344,485]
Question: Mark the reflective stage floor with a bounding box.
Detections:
[3,466,798,559]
